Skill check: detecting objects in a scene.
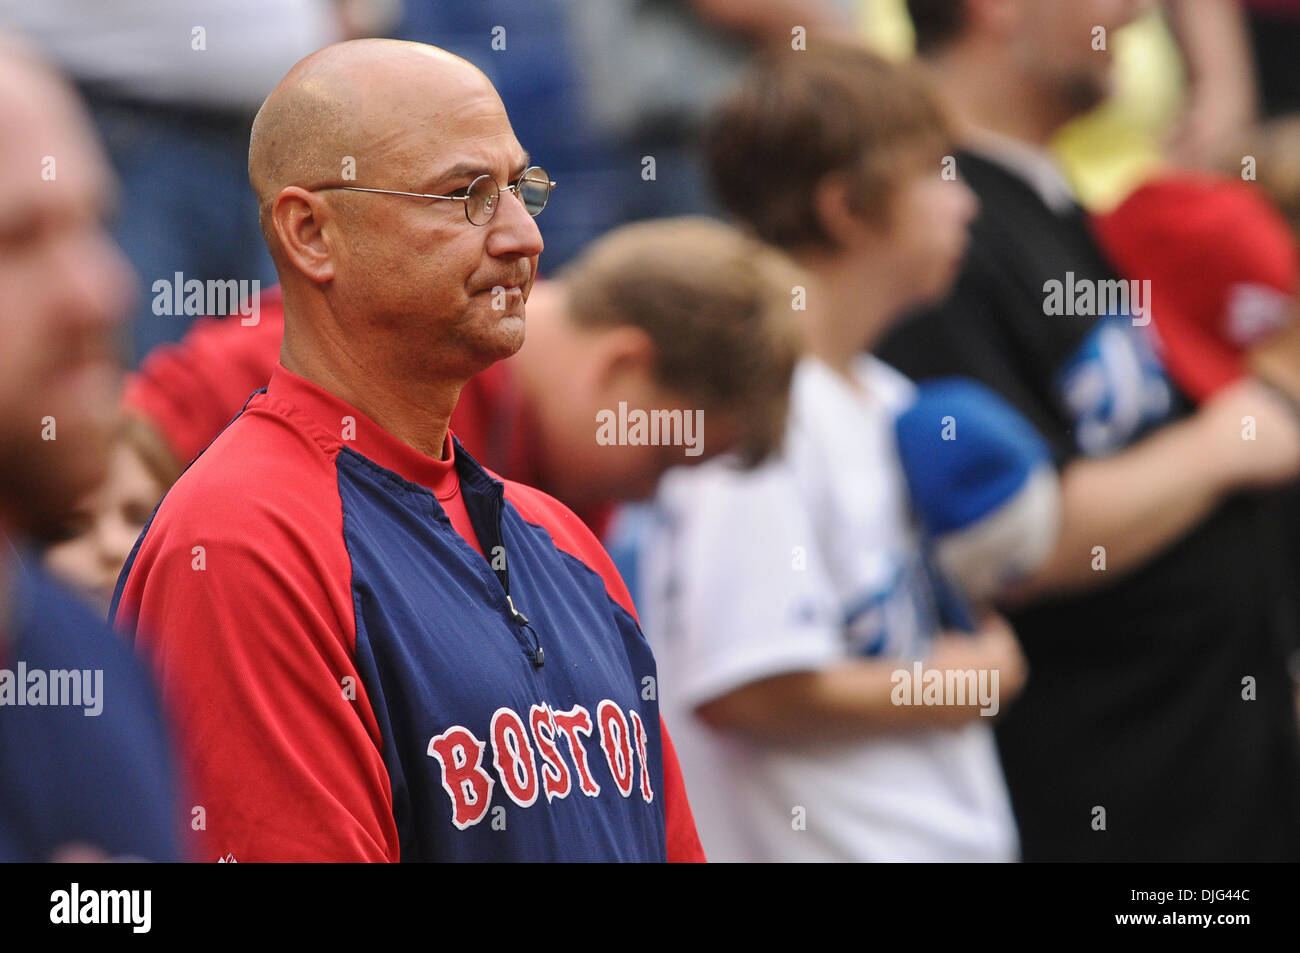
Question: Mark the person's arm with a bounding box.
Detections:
[1011,377,1300,599]
[114,493,400,863]
[648,454,1028,748]
[880,261,1300,602]
[696,614,1026,744]
[1163,0,1258,167]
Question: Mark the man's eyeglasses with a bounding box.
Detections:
[315,165,555,226]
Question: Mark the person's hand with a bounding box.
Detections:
[1196,377,1300,490]
[925,613,1027,722]
[1247,312,1300,408]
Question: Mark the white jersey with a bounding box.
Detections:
[642,355,1019,862]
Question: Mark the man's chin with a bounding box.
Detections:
[497,328,526,364]
[465,318,526,374]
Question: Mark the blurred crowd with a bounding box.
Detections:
[3,0,1300,862]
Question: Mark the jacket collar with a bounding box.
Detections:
[264,363,465,500]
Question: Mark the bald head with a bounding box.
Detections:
[251,37,543,434]
[249,39,502,260]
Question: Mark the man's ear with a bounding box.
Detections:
[271,186,336,283]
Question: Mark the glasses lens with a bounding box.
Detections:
[466,174,499,225]
[518,167,552,217]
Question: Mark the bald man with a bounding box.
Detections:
[111,39,705,862]
[0,36,180,861]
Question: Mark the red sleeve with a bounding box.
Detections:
[114,424,400,862]
[660,717,707,862]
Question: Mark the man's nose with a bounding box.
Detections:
[485,186,545,260]
[55,224,135,338]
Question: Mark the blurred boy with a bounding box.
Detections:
[639,41,1029,861]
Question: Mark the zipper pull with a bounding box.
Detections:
[505,594,528,626]
[506,595,545,668]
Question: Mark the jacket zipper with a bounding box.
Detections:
[483,483,545,669]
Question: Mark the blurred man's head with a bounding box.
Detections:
[705,40,975,310]
[249,39,544,391]
[515,219,803,507]
[0,36,133,538]
[908,0,1143,125]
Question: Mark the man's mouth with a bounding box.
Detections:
[474,264,532,296]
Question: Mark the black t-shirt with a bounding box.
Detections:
[877,151,1300,861]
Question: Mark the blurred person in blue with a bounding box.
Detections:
[0,34,182,862]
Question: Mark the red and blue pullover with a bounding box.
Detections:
[111,363,704,862]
